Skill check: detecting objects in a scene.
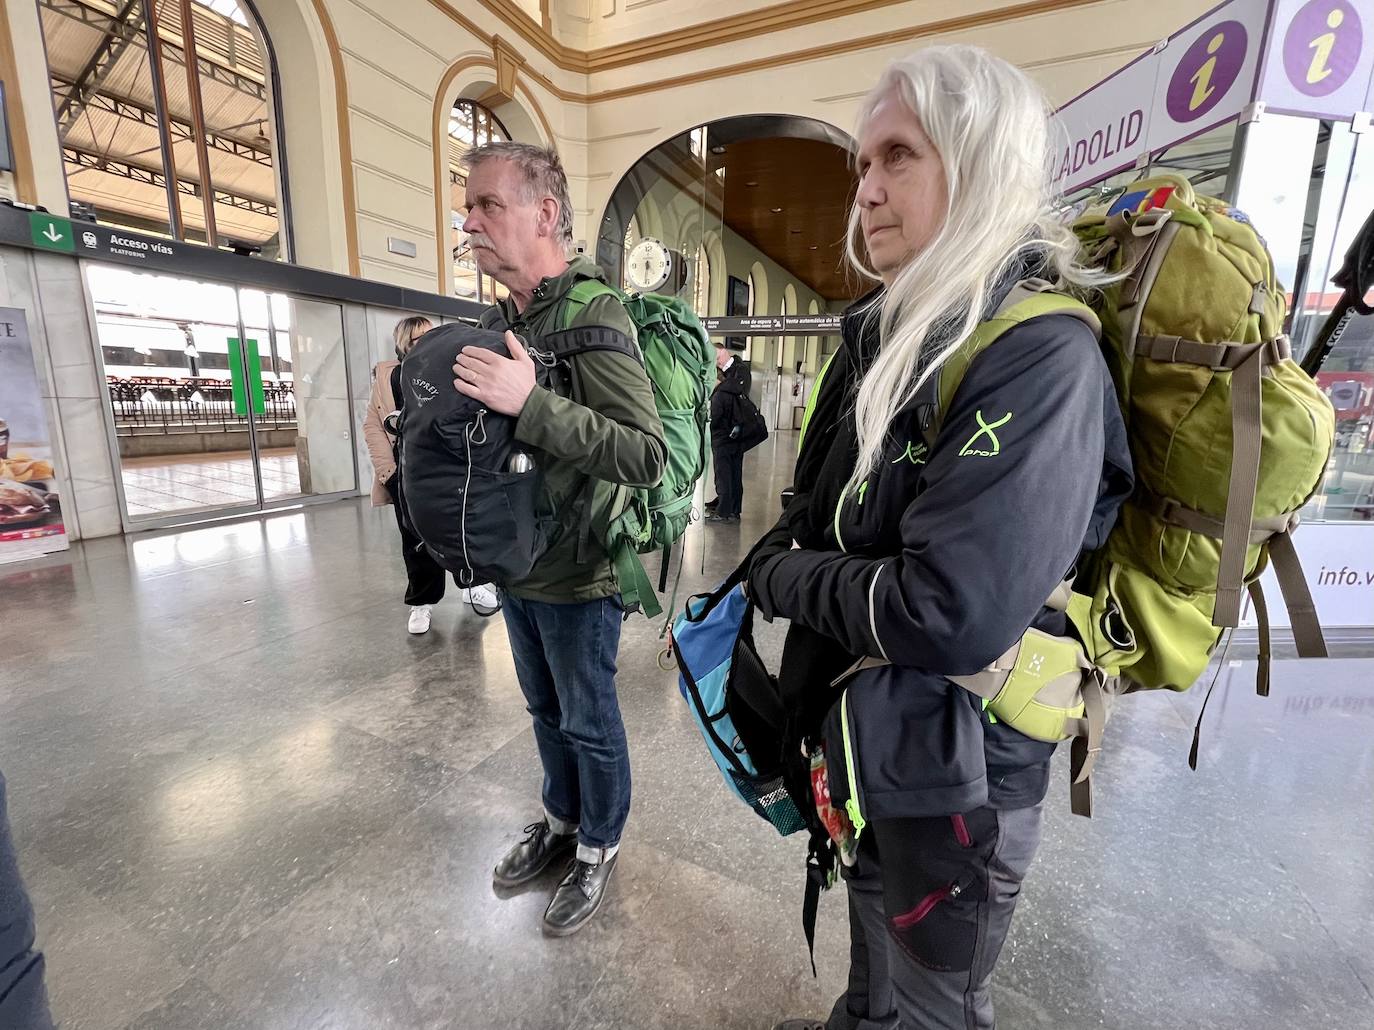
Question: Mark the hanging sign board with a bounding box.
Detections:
[0,307,69,564]
[1256,0,1373,122]
[1052,0,1270,194]
[702,314,842,336]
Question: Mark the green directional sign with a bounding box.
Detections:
[29,212,74,253]
[228,337,265,416]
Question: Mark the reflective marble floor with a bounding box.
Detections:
[2,433,1372,1030]
[121,449,301,517]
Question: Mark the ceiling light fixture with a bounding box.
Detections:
[770,207,783,213]
[745,181,759,187]
[710,144,727,155]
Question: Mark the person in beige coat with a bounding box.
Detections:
[364,316,498,633]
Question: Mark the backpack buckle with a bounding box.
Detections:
[1130,209,1173,237]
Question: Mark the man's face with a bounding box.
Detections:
[715,347,732,371]
[855,95,949,284]
[462,159,541,285]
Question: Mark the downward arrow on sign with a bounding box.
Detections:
[42,224,63,242]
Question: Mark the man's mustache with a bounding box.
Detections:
[467,232,495,250]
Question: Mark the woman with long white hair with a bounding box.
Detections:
[751,46,1132,1029]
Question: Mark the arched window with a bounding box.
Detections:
[450,98,511,304]
[39,0,287,257]
[747,272,757,315]
[692,240,710,316]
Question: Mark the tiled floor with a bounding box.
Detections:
[120,448,302,517]
[2,433,1372,1029]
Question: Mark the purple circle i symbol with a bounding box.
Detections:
[1166,20,1250,123]
[1283,0,1363,98]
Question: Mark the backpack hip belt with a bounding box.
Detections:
[830,577,1115,818]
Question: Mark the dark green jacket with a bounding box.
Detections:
[479,257,666,602]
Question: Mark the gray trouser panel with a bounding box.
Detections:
[827,802,1045,1030]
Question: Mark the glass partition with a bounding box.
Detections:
[86,264,354,523]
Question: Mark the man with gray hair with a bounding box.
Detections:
[452,141,666,935]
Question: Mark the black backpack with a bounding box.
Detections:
[396,324,547,587]
[732,393,769,451]
[396,321,649,589]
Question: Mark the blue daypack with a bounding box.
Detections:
[670,578,806,837]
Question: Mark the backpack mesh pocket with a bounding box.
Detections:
[730,769,807,836]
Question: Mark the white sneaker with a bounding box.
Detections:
[461,583,501,614]
[407,604,433,634]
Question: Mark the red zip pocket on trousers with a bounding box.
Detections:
[951,813,972,848]
[891,882,962,930]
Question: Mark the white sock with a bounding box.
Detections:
[545,811,577,837]
[576,842,619,866]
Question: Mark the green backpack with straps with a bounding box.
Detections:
[560,280,715,618]
[870,175,1336,816]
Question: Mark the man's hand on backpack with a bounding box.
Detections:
[453,331,537,416]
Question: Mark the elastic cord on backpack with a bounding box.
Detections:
[458,412,488,588]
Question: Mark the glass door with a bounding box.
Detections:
[85,264,356,526]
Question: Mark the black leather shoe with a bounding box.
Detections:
[493,820,576,888]
[542,854,617,936]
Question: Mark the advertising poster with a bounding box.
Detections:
[0,306,68,563]
[1239,523,1374,630]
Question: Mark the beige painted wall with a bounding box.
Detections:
[7,0,1213,297]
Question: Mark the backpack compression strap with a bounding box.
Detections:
[541,325,643,366]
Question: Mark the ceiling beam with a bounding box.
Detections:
[53,0,145,137]
[63,144,277,217]
[41,0,267,103]
[51,75,273,166]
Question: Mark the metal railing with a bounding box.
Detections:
[108,376,296,434]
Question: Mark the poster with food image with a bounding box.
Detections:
[0,306,68,563]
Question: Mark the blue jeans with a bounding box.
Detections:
[0,772,55,1030]
[502,594,631,849]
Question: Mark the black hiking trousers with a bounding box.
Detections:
[827,801,1044,1030]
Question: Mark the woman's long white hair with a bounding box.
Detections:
[844,45,1104,492]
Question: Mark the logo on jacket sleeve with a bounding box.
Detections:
[958,410,1012,457]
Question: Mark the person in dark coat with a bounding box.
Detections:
[707,344,752,523]
[757,45,1132,1030]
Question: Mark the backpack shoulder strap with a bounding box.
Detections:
[921,281,1098,448]
[389,363,404,413]
[560,279,624,330]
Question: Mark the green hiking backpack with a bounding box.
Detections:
[895,175,1336,816]
[560,280,714,618]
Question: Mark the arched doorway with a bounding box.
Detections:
[596,115,854,430]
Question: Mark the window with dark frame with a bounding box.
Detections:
[449,97,511,305]
[36,0,288,258]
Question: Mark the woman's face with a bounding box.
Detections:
[855,94,949,285]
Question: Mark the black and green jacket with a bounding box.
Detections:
[479,257,667,603]
[752,273,1133,816]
